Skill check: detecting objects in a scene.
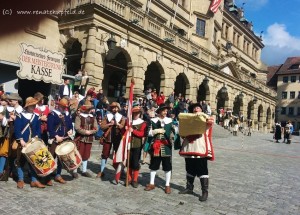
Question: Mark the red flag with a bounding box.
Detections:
[113,80,134,182]
[210,0,222,13]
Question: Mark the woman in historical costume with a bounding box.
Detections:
[73,104,98,178]
[14,97,45,188]
[127,106,147,188]
[177,103,214,202]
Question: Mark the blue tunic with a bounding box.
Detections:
[47,110,73,138]
[14,112,41,142]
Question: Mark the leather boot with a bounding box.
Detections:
[179,176,194,194]
[199,178,209,202]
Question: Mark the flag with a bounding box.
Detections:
[113,79,134,182]
[210,0,222,13]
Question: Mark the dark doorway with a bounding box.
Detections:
[174,73,187,98]
[144,62,162,93]
[65,39,82,76]
[18,79,51,103]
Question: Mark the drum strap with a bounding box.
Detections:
[21,114,35,135]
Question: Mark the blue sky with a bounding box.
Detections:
[235,0,300,66]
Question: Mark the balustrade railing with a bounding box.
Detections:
[62,0,277,98]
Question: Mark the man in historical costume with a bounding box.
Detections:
[96,102,125,180]
[127,106,147,188]
[33,92,50,146]
[178,103,214,201]
[47,98,73,184]
[274,122,282,143]
[14,97,45,188]
[73,104,98,178]
[144,103,178,194]
[247,119,253,136]
[6,93,24,180]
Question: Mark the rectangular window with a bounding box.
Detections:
[282,91,287,99]
[291,76,296,82]
[282,76,288,83]
[290,91,295,99]
[297,107,300,116]
[281,107,286,115]
[196,18,205,37]
[298,91,300,99]
[288,107,294,115]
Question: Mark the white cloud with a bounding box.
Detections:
[261,23,300,65]
[263,23,300,49]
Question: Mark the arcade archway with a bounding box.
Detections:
[257,105,263,131]
[266,107,271,129]
[174,73,189,98]
[247,101,254,120]
[65,39,82,75]
[197,80,210,102]
[233,94,243,116]
[216,86,229,112]
[144,62,163,93]
[103,47,131,100]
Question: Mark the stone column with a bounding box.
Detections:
[125,62,144,99]
[83,25,104,88]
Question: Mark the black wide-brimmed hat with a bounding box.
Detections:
[188,103,203,113]
[156,103,170,113]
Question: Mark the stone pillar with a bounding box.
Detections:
[83,25,104,88]
[125,62,144,99]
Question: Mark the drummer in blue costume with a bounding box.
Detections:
[14,97,45,189]
[47,98,73,185]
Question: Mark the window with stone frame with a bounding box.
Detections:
[281,107,286,115]
[288,107,294,116]
[298,91,300,99]
[291,76,296,82]
[196,18,206,37]
[282,91,287,99]
[290,91,295,99]
[297,107,300,116]
[282,76,288,83]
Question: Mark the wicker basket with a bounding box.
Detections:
[178,113,208,136]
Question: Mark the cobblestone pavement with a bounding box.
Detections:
[1,125,300,215]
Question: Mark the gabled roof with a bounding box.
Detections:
[266,65,282,90]
[276,57,300,75]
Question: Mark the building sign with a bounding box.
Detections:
[17,43,64,84]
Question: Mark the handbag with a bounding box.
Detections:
[0,138,9,157]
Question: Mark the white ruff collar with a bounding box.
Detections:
[132,118,144,126]
[107,112,122,123]
[151,117,172,124]
[80,113,93,118]
[21,112,35,120]
[15,105,23,114]
[7,106,14,112]
[36,104,46,112]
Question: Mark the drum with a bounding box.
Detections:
[22,138,57,177]
[55,141,82,171]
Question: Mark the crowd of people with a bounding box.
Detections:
[0,80,215,202]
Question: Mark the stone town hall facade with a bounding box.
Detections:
[0,0,277,132]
